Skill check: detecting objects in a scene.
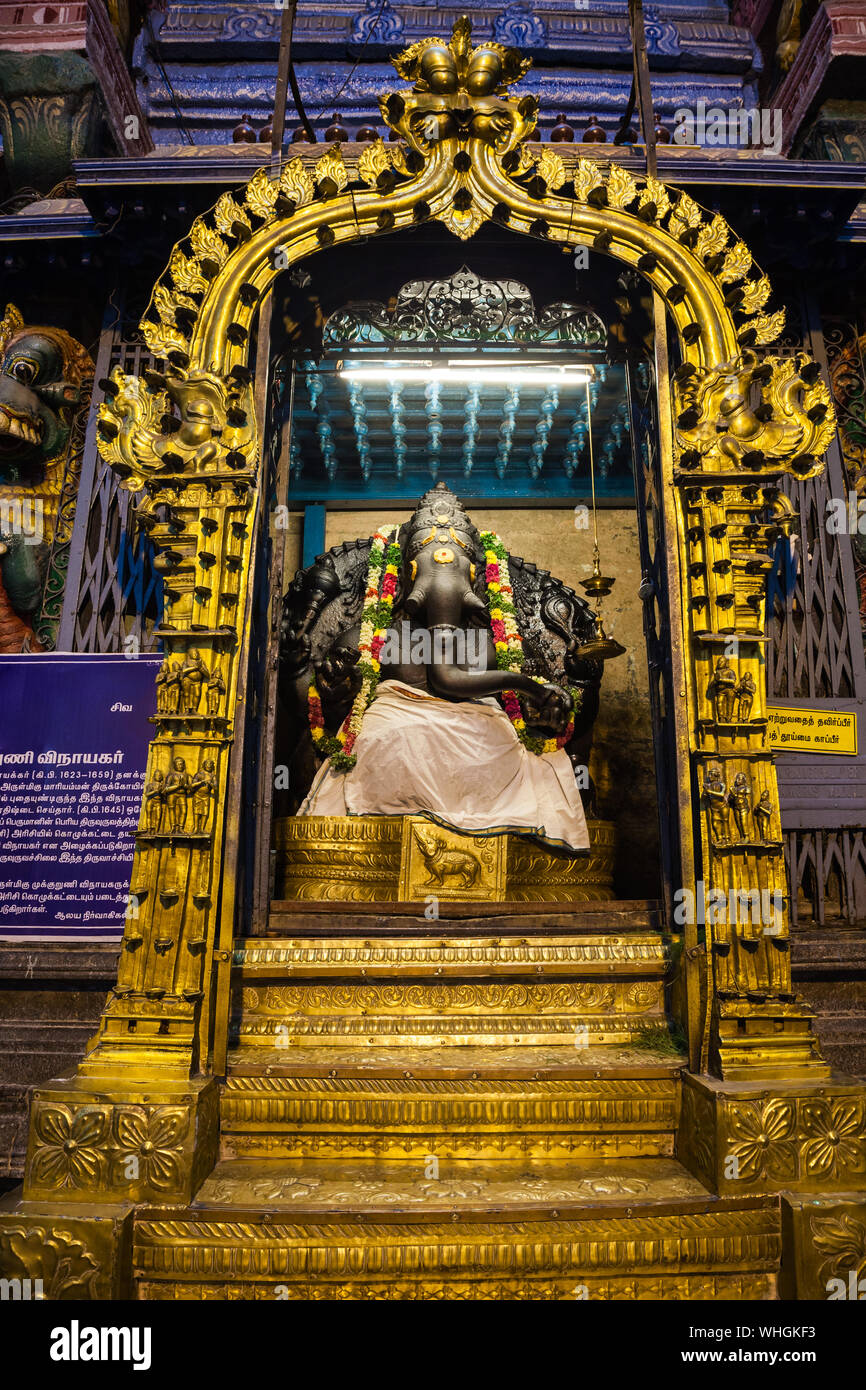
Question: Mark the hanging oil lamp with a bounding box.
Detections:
[577,375,625,661]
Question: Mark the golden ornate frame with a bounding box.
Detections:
[12,21,857,1240]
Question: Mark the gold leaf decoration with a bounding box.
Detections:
[389,144,411,176]
[739,275,772,315]
[667,191,702,239]
[606,162,638,211]
[515,142,535,176]
[279,157,315,206]
[315,145,349,194]
[142,317,189,362]
[189,219,228,268]
[440,202,485,242]
[694,213,728,261]
[573,158,603,204]
[245,166,278,220]
[536,147,566,192]
[169,248,207,296]
[639,176,670,221]
[719,241,752,285]
[741,308,786,346]
[358,139,392,187]
[214,192,252,237]
[153,282,195,326]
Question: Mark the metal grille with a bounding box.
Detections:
[785,829,866,925]
[56,313,163,653]
[769,470,856,699]
[765,291,866,924]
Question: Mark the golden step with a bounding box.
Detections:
[232,923,670,1050]
[220,1044,684,1161]
[132,1156,780,1300]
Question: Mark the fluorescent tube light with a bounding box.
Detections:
[339,361,594,387]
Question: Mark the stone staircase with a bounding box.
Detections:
[131,902,782,1300]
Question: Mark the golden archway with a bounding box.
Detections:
[22,17,845,1212]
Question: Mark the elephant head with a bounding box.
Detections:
[402,482,488,627]
[400,483,572,731]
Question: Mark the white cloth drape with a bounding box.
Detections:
[299,679,589,851]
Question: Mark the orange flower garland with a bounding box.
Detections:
[480,530,579,754]
[308,524,400,770]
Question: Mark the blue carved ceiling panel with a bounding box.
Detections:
[279,268,639,501]
[136,1,761,146]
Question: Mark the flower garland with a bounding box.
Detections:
[479,530,581,755]
[308,525,400,771]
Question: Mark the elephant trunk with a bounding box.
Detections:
[426,657,545,702]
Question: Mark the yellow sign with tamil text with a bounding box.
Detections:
[767,706,858,755]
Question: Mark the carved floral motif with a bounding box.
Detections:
[0,1226,100,1299]
[726,1097,797,1182]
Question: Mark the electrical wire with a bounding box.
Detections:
[144,12,194,145]
[309,0,388,121]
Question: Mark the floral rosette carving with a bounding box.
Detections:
[30,1105,110,1191]
[800,1098,866,1181]
[110,1106,190,1192]
[725,1097,797,1182]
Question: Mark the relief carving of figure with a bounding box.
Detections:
[704,763,730,846]
[730,772,752,841]
[155,659,171,714]
[164,756,190,834]
[164,660,182,714]
[753,789,773,843]
[413,826,480,887]
[708,657,737,723]
[143,768,166,834]
[180,648,208,714]
[735,671,756,723]
[190,757,217,834]
[206,667,226,716]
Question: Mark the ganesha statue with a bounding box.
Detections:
[278,486,609,889]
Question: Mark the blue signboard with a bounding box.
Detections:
[0,655,159,940]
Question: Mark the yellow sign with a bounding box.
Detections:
[767,706,858,755]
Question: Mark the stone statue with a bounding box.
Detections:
[164,756,190,834]
[279,484,604,851]
[708,657,737,723]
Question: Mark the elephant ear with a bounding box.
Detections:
[504,554,595,682]
[282,536,375,673]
